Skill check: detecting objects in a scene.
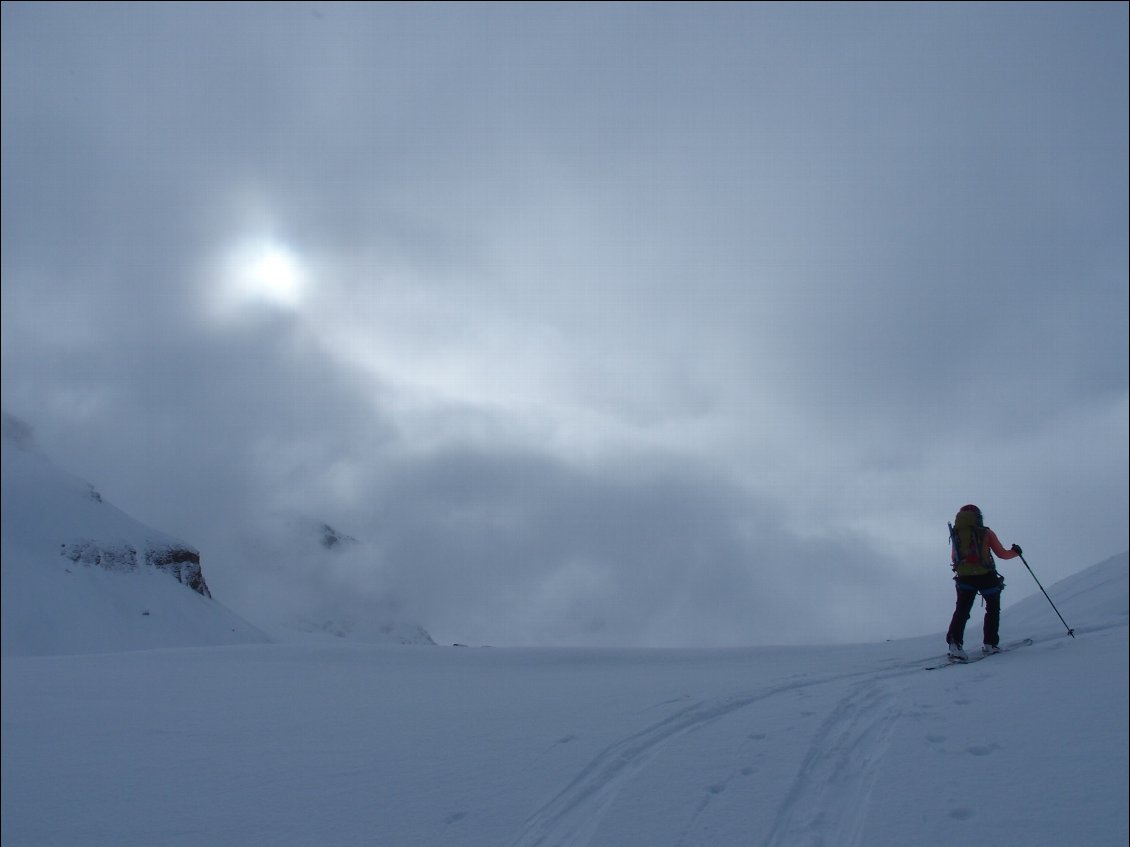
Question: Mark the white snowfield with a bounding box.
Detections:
[2,429,1127,846]
[3,566,1126,847]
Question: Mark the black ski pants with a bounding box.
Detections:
[946,572,1005,648]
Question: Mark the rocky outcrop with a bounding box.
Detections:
[61,541,138,572]
[319,523,357,550]
[145,545,212,598]
[61,540,212,598]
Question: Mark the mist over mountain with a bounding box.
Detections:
[1,412,432,655]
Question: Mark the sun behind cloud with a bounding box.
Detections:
[233,239,305,309]
[206,235,308,321]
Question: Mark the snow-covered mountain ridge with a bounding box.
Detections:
[2,412,209,593]
[1,413,269,656]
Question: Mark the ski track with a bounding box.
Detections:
[761,677,900,847]
[509,662,919,847]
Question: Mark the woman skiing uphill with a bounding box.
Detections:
[945,504,1022,661]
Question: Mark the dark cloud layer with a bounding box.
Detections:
[3,2,1126,646]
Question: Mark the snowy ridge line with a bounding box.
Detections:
[507,659,937,847]
[1042,620,1126,638]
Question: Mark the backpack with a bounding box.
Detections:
[948,507,992,571]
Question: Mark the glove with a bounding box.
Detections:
[1011,544,1023,556]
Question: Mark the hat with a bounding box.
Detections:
[959,504,981,514]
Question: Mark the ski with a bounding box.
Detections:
[924,638,1034,670]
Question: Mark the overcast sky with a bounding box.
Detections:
[2,2,1127,647]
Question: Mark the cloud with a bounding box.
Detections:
[2,2,1126,646]
[254,437,922,648]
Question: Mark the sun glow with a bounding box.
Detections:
[237,241,304,308]
[207,237,308,320]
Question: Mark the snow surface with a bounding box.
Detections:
[2,418,1127,846]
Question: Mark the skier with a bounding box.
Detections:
[945,504,1022,661]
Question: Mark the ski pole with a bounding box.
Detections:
[1017,551,1075,638]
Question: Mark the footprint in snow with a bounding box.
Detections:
[950,808,976,821]
[965,744,998,757]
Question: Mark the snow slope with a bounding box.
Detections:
[1,418,270,656]
[2,551,1126,847]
